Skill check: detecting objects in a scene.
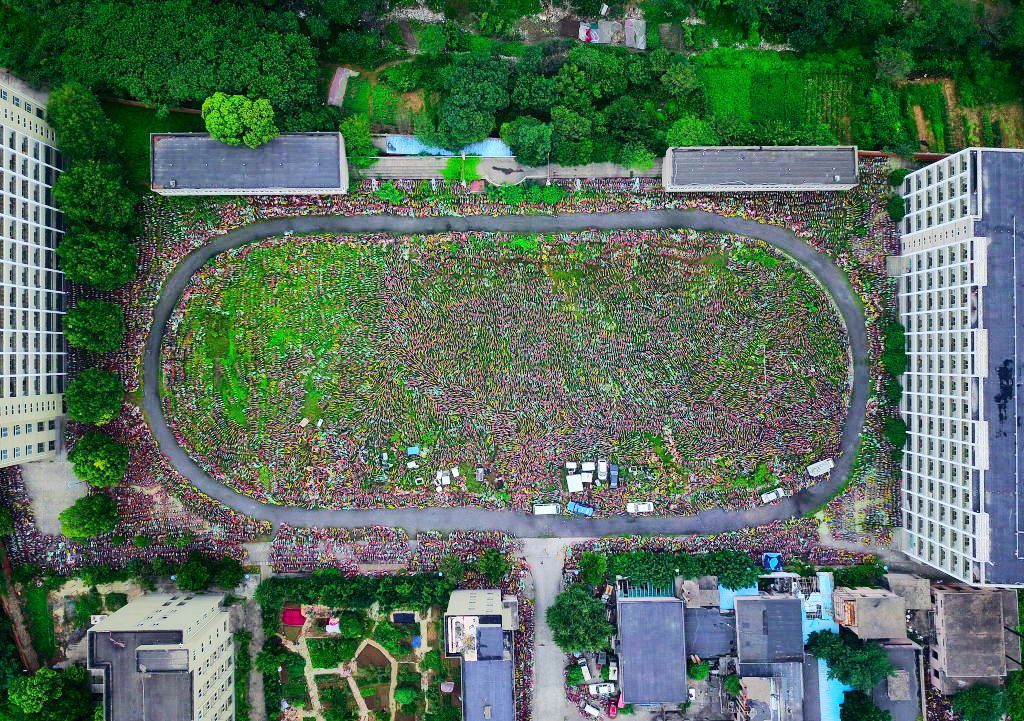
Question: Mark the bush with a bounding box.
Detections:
[475,549,511,583]
[104,592,128,612]
[667,114,719,146]
[394,687,417,705]
[375,181,406,205]
[888,168,910,186]
[724,674,742,696]
[68,430,129,487]
[566,664,585,685]
[688,660,710,681]
[840,690,892,721]
[65,368,125,425]
[883,417,907,449]
[339,113,378,169]
[577,552,608,586]
[65,300,126,353]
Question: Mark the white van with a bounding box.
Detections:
[583,704,601,717]
[626,501,655,514]
[533,503,561,515]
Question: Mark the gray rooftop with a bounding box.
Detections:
[736,597,804,666]
[462,659,515,721]
[935,588,1013,679]
[871,644,921,721]
[684,606,736,658]
[151,132,347,194]
[617,597,687,705]
[740,661,806,721]
[976,149,1024,584]
[477,626,505,661]
[882,574,932,611]
[663,146,858,191]
[88,630,192,721]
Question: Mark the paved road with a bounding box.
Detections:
[142,210,868,536]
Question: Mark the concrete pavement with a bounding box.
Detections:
[142,210,869,536]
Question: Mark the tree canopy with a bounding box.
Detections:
[475,549,511,584]
[64,367,125,425]
[202,93,279,149]
[58,229,138,290]
[545,584,614,652]
[52,161,136,230]
[64,299,125,353]
[807,630,895,691]
[45,82,120,162]
[951,684,1007,721]
[840,690,892,721]
[59,493,120,539]
[68,430,129,487]
[8,666,93,721]
[500,116,552,167]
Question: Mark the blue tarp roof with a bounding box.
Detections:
[383,135,513,157]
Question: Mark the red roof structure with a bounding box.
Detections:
[282,608,306,627]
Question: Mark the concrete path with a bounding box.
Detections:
[142,210,869,536]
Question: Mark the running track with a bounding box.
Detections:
[142,210,868,536]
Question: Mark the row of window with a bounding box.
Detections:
[0,420,55,437]
[0,441,55,461]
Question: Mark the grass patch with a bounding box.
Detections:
[101,101,205,185]
[307,637,359,668]
[22,585,56,661]
[903,83,951,153]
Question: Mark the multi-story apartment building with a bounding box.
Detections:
[0,72,65,468]
[88,593,235,721]
[896,147,1024,584]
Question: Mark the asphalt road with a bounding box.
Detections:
[143,210,868,536]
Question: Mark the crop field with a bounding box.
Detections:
[162,230,849,509]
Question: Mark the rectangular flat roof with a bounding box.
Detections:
[872,645,921,721]
[976,149,1024,584]
[617,597,687,705]
[462,659,515,721]
[736,596,804,666]
[88,630,192,721]
[663,146,858,191]
[151,132,347,194]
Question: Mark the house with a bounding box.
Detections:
[734,596,808,721]
[444,590,518,721]
[930,583,1022,694]
[88,594,233,721]
[661,146,858,192]
[882,574,932,611]
[833,587,907,640]
[615,594,688,706]
[872,641,924,721]
[150,132,348,195]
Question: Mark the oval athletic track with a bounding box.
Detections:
[143,210,868,536]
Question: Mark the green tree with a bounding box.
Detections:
[951,684,1006,721]
[0,506,13,536]
[65,368,125,425]
[883,417,907,449]
[58,229,138,290]
[476,549,511,584]
[394,687,417,705]
[566,664,585,685]
[807,630,894,691]
[562,45,627,101]
[176,552,215,592]
[213,556,246,590]
[620,143,655,171]
[45,82,120,161]
[667,115,720,147]
[551,106,593,166]
[417,25,448,57]
[874,41,914,82]
[577,552,608,586]
[661,62,703,100]
[438,554,466,582]
[881,321,908,376]
[202,93,279,149]
[500,116,552,167]
[339,113,379,169]
[886,194,906,222]
[724,674,742,697]
[9,666,92,721]
[53,161,136,230]
[59,494,120,540]
[688,660,710,681]
[840,690,891,721]
[68,430,129,487]
[64,299,125,353]
[546,584,614,652]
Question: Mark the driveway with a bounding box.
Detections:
[142,210,869,536]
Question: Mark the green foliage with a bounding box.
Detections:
[440,156,481,182]
[566,664,585,685]
[620,143,656,171]
[840,690,892,721]
[688,660,710,681]
[807,630,895,691]
[380,62,422,93]
[338,113,378,169]
[577,552,608,586]
[607,549,759,590]
[724,674,742,697]
[8,667,93,721]
[886,194,907,222]
[65,368,125,425]
[500,116,552,167]
[394,687,417,705]
[307,637,359,668]
[551,105,593,166]
[881,321,908,376]
[951,684,1007,721]
[0,506,12,536]
[438,554,466,582]
[667,115,719,146]
[53,161,136,230]
[1006,670,1024,721]
[235,631,253,721]
[65,299,126,353]
[372,620,412,656]
[546,584,614,652]
[427,53,510,149]
[68,430,129,487]
[883,417,907,450]
[59,493,120,540]
[104,592,128,612]
[475,549,511,583]
[882,377,903,406]
[202,93,279,149]
[46,82,120,162]
[175,552,245,592]
[417,25,448,57]
[375,181,407,205]
[888,168,911,186]
[832,561,886,588]
[73,587,103,627]
[58,229,138,291]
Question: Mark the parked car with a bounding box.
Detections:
[609,464,619,489]
[597,459,608,483]
[760,487,790,504]
[532,503,561,515]
[607,660,619,682]
[588,683,616,696]
[626,501,655,514]
[607,701,618,718]
[567,501,595,517]
[583,704,601,717]
[596,651,607,667]
[578,657,594,683]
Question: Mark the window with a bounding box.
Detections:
[0,428,6,438]
[12,448,19,458]
[12,426,20,436]
[24,446,32,456]
[0,450,6,461]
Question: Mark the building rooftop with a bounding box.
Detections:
[735,596,804,667]
[662,146,858,192]
[871,644,921,721]
[739,661,806,721]
[89,630,192,721]
[150,132,347,195]
[616,597,688,705]
[976,149,1024,584]
[462,659,515,721]
[933,587,1015,681]
[882,574,932,611]
[833,588,907,640]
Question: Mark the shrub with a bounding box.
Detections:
[475,549,511,583]
[375,181,406,205]
[888,168,910,186]
[566,664,584,685]
[394,687,417,705]
[577,552,608,586]
[667,114,719,146]
[65,368,125,425]
[339,113,378,169]
[104,592,128,612]
[307,637,359,668]
[68,430,129,487]
[688,660,710,681]
[65,300,126,353]
[883,417,907,449]
[724,674,742,696]
[886,194,906,222]
[840,690,892,721]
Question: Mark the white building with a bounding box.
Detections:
[88,593,235,721]
[896,147,1024,585]
[0,72,65,468]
